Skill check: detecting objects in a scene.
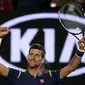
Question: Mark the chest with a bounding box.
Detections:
[14,74,59,85]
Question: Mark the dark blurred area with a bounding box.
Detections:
[0,0,85,12]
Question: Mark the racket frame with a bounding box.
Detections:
[58,1,85,40]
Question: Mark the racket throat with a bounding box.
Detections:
[83,30,85,39]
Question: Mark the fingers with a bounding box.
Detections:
[0,26,9,37]
[78,38,85,45]
[0,26,9,31]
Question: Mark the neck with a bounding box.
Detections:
[28,66,40,78]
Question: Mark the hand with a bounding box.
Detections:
[0,26,9,37]
[78,38,85,51]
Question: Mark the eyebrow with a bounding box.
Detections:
[29,53,40,55]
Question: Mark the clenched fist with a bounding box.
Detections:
[0,26,9,37]
[78,38,85,51]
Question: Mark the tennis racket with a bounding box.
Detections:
[58,1,85,40]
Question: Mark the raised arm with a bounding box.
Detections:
[60,38,85,79]
[0,26,9,77]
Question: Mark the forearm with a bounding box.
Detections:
[60,39,85,79]
[68,47,84,71]
[68,55,81,71]
[60,55,81,79]
[0,63,9,77]
[0,37,9,77]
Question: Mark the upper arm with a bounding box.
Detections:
[0,63,9,77]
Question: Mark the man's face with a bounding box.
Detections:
[27,49,45,68]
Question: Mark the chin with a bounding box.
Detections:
[28,64,40,69]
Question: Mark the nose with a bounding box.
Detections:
[28,55,35,60]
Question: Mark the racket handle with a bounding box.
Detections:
[83,30,85,39]
[84,32,85,39]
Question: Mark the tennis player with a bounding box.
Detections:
[0,26,85,85]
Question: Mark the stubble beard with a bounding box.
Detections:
[28,63,40,69]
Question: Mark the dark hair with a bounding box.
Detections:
[29,43,45,58]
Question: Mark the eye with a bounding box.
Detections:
[29,53,34,56]
[34,54,41,58]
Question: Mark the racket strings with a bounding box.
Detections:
[60,2,85,17]
[58,1,85,35]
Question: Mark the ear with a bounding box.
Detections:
[41,58,45,64]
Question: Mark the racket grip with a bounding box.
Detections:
[75,49,84,58]
[83,31,85,39]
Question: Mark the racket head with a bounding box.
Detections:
[58,1,85,34]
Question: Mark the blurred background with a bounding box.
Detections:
[0,0,85,11]
[0,0,85,85]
